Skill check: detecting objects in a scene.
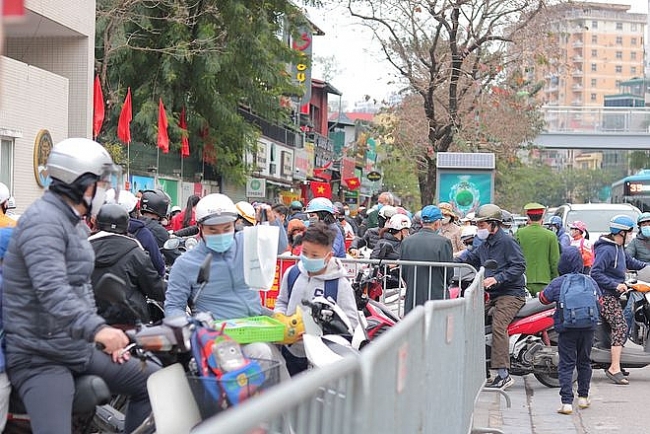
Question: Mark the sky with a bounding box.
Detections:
[305,0,649,108]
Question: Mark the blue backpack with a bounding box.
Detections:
[286,265,339,301]
[559,273,599,329]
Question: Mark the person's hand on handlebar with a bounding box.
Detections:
[95,326,129,354]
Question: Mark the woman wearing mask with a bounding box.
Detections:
[371,214,411,260]
[438,202,463,253]
[626,213,650,262]
[568,221,593,274]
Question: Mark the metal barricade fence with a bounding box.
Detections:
[193,264,487,434]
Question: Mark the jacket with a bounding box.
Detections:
[350,227,380,252]
[626,234,650,262]
[142,216,180,265]
[539,246,601,332]
[89,232,166,325]
[591,236,647,298]
[515,223,560,285]
[400,227,453,313]
[440,223,463,253]
[171,209,195,232]
[128,218,165,277]
[2,192,106,368]
[165,233,266,319]
[371,233,401,260]
[328,222,346,258]
[458,228,527,299]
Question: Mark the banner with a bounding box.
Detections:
[260,258,297,309]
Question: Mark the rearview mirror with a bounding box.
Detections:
[197,253,212,285]
[484,259,498,270]
[94,274,128,305]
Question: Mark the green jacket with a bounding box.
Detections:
[515,223,560,285]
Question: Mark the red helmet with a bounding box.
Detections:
[569,220,587,233]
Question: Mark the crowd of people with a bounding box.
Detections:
[1,137,650,430]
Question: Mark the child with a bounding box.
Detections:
[539,246,601,415]
[568,221,593,274]
[274,222,359,375]
[0,228,13,431]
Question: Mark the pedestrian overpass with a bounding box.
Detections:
[535,106,650,150]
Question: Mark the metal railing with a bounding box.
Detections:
[192,264,491,434]
[541,106,650,133]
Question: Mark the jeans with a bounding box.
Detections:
[558,329,594,404]
[488,295,526,369]
[7,348,158,434]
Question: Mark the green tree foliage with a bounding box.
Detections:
[95,0,309,182]
[629,151,650,172]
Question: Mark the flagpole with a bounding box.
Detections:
[156,146,160,188]
[180,152,184,184]
[127,143,131,184]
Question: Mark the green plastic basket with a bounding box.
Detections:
[213,316,285,344]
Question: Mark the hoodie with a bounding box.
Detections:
[539,246,601,331]
[591,236,647,298]
[274,258,359,357]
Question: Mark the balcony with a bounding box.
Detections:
[573,40,584,48]
[572,84,583,91]
[572,69,584,76]
[238,109,303,148]
[572,56,583,62]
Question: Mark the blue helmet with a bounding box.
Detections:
[305,197,335,214]
[549,216,563,227]
[637,212,650,225]
[609,214,635,234]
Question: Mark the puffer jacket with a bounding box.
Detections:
[2,192,106,368]
[89,232,166,325]
[592,235,647,298]
[371,233,401,260]
[626,233,650,262]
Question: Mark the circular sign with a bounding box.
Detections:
[33,129,54,188]
[250,179,261,190]
[366,171,382,182]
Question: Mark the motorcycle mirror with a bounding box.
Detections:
[484,259,498,270]
[185,237,198,251]
[163,238,180,250]
[197,253,212,285]
[94,274,128,305]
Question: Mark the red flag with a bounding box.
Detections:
[179,107,190,158]
[310,181,331,198]
[117,88,132,144]
[2,0,24,18]
[157,98,169,154]
[344,177,360,190]
[92,76,105,139]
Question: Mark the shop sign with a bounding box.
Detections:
[367,171,382,181]
[246,177,266,198]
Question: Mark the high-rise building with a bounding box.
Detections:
[539,3,645,107]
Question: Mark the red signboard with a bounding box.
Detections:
[2,0,25,18]
[259,258,297,309]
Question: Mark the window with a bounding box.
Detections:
[591,63,597,72]
[631,66,637,74]
[632,37,638,46]
[616,51,622,59]
[616,22,623,30]
[631,52,637,60]
[616,36,623,45]
[632,23,638,31]
[591,78,597,87]
[591,49,597,57]
[591,93,597,101]
[615,65,622,73]
[615,80,621,87]
[591,35,597,44]
[592,20,598,29]
[0,139,14,193]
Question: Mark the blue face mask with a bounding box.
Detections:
[642,227,650,238]
[300,254,327,273]
[204,232,234,253]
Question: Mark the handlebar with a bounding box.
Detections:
[174,225,199,237]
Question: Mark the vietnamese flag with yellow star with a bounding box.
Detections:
[344,177,360,190]
[310,181,331,198]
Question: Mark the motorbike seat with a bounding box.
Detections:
[514,298,555,319]
[9,374,111,415]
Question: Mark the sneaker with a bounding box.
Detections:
[486,374,514,389]
[557,404,573,415]
[578,396,591,409]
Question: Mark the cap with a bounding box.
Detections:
[438,202,456,218]
[420,205,443,223]
[523,202,545,216]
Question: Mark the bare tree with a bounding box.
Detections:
[344,0,549,203]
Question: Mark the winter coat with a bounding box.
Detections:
[458,227,527,299]
[591,236,647,298]
[400,227,453,313]
[440,223,463,253]
[350,227,380,252]
[371,233,401,260]
[171,209,195,232]
[539,246,601,332]
[128,218,165,277]
[274,259,359,357]
[89,232,166,325]
[141,216,180,265]
[515,223,560,285]
[2,192,106,368]
[626,233,650,262]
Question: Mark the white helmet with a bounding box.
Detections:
[0,183,10,205]
[46,138,118,185]
[386,214,411,230]
[460,225,478,240]
[196,194,238,225]
[117,190,140,213]
[378,205,398,220]
[235,201,256,225]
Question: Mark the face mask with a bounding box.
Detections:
[204,232,234,253]
[160,218,169,226]
[84,185,107,216]
[377,203,384,211]
[300,254,327,273]
[344,210,350,216]
[308,216,319,225]
[442,216,451,225]
[642,227,650,238]
[477,228,490,240]
[625,233,633,244]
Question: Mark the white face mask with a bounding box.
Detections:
[84,185,107,216]
[442,216,451,225]
[477,228,490,240]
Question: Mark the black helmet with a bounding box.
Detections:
[97,204,129,234]
[140,189,170,218]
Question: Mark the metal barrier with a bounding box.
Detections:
[193,264,490,434]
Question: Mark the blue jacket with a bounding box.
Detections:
[166,229,286,319]
[329,222,346,258]
[2,192,106,368]
[591,236,647,298]
[557,227,571,250]
[456,228,526,298]
[539,246,601,332]
[128,218,165,277]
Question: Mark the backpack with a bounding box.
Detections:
[559,273,599,329]
[286,265,339,301]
